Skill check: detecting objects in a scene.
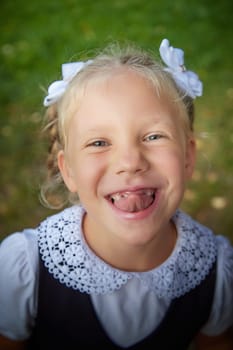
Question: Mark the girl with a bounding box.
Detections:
[0,39,232,350]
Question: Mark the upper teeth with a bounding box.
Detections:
[110,189,155,202]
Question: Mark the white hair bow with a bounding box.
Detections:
[159,39,203,99]
[43,60,92,106]
[43,40,202,106]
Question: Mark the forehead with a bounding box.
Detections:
[71,71,184,129]
[61,68,189,144]
[77,69,179,115]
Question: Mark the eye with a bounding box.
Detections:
[88,140,109,147]
[144,133,164,142]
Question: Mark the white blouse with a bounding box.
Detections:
[0,206,233,347]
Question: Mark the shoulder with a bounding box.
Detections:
[175,210,219,266]
[214,234,233,295]
[202,238,233,335]
[0,207,83,340]
[175,210,233,288]
[0,228,39,277]
[215,234,233,266]
[215,234,233,302]
[174,210,217,268]
[37,205,85,251]
[0,228,39,339]
[193,226,233,335]
[175,211,233,334]
[38,205,84,230]
[0,206,83,340]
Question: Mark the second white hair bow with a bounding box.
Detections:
[159,39,203,99]
[43,60,92,106]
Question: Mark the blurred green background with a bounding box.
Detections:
[0,0,232,242]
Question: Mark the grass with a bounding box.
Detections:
[0,0,233,242]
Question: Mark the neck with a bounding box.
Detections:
[83,216,177,272]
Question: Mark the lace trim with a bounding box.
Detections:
[38,206,217,298]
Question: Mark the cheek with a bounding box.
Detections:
[155,147,186,170]
[156,149,187,185]
[74,155,107,195]
[161,153,188,204]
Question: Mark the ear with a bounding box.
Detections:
[185,137,196,179]
[57,150,78,193]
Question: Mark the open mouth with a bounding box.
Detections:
[108,189,156,213]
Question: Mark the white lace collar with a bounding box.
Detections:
[38,205,217,298]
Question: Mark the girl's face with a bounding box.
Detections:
[58,70,195,250]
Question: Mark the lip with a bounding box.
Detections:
[105,186,160,221]
[107,186,156,196]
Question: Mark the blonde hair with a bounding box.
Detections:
[40,43,195,209]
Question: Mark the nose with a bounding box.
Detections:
[114,144,149,175]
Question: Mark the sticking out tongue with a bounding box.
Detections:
[110,190,155,212]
